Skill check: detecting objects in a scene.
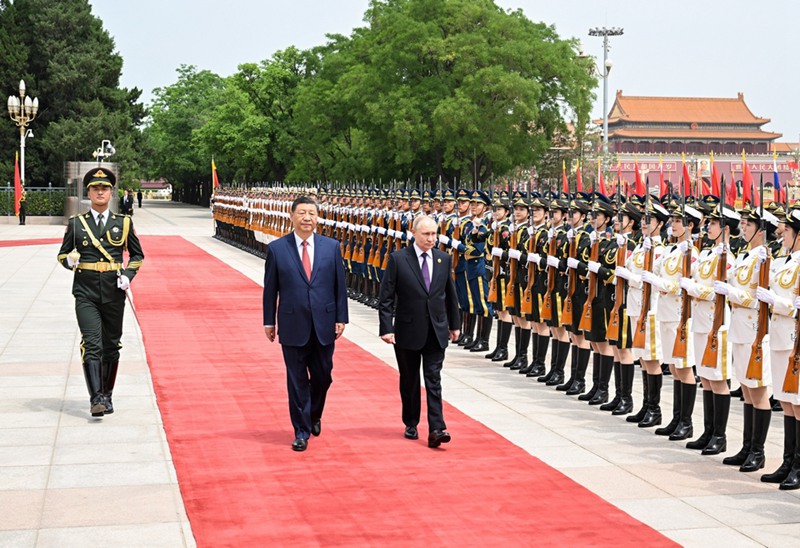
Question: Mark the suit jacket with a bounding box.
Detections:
[379,246,461,351]
[57,212,144,304]
[263,232,348,347]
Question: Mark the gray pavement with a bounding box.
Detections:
[1,200,799,547]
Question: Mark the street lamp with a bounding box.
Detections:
[92,139,116,163]
[7,79,39,184]
[588,27,623,162]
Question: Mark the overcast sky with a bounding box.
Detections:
[89,0,800,143]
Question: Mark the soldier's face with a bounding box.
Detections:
[410,199,421,211]
[88,185,112,209]
[742,219,760,241]
[707,220,722,241]
[493,207,507,221]
[670,217,686,239]
[513,206,528,223]
[443,200,455,213]
[458,200,470,214]
[551,210,563,225]
[532,207,545,225]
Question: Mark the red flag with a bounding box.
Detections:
[212,158,220,189]
[13,152,21,216]
[725,173,737,207]
[575,160,583,192]
[598,161,607,195]
[710,151,720,197]
[658,156,666,196]
[634,158,645,195]
[681,155,692,195]
[741,151,753,205]
[561,160,568,194]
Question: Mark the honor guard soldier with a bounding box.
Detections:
[57,167,144,417]
[451,189,474,345]
[461,190,494,352]
[18,184,27,225]
[486,193,514,362]
[520,193,551,377]
[503,191,533,371]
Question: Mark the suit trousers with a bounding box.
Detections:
[281,332,334,439]
[75,297,125,363]
[394,322,447,432]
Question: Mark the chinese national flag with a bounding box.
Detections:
[741,150,754,205]
[562,160,569,194]
[681,154,692,195]
[658,155,666,196]
[575,160,583,192]
[634,158,645,195]
[212,158,220,190]
[13,152,21,216]
[597,158,607,195]
[724,173,737,207]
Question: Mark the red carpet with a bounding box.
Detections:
[0,237,62,247]
[134,236,675,547]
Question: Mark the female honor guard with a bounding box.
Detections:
[756,205,800,485]
[615,201,670,427]
[486,196,514,362]
[540,196,571,386]
[57,168,144,417]
[714,206,779,472]
[504,194,532,371]
[680,205,740,455]
[521,194,551,377]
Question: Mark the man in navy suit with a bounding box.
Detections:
[263,196,348,451]
[379,216,461,448]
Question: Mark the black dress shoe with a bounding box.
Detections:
[312,420,321,437]
[404,426,419,440]
[428,429,451,448]
[90,396,107,418]
[292,438,308,452]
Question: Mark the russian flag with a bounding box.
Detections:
[773,150,782,203]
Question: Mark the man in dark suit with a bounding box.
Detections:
[263,196,348,452]
[379,215,461,448]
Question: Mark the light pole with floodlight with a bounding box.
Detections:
[588,27,624,163]
[7,80,39,184]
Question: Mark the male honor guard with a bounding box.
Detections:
[57,168,144,417]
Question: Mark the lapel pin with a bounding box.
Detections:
[437,258,442,263]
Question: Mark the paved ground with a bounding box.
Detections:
[1,201,799,547]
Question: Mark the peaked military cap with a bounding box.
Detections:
[670,204,703,225]
[442,188,456,201]
[647,201,671,223]
[738,205,780,229]
[784,204,800,231]
[456,188,471,201]
[621,201,643,222]
[593,193,615,216]
[83,167,116,189]
[707,204,741,231]
[471,189,491,207]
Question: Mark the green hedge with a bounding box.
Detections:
[0,188,66,216]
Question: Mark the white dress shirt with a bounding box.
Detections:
[413,243,433,280]
[294,231,314,269]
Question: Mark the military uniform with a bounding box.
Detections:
[57,168,144,417]
[18,188,27,225]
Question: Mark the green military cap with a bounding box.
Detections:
[621,201,643,222]
[529,192,549,210]
[83,167,116,189]
[629,194,646,209]
[492,197,510,210]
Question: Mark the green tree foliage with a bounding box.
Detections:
[0,0,145,187]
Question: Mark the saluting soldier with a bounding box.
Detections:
[57,168,144,417]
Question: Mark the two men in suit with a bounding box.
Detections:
[57,167,144,417]
[379,215,461,448]
[263,196,348,451]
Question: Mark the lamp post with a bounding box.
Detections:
[92,139,116,164]
[588,27,623,163]
[7,80,39,184]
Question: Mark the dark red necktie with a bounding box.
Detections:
[302,241,312,280]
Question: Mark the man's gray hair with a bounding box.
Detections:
[412,215,437,231]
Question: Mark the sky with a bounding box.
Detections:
[89,0,800,143]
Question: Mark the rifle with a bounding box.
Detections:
[504,221,518,309]
[746,177,770,380]
[608,185,625,335]
[561,227,578,326]
[633,177,653,349]
[702,177,728,368]
[578,215,599,332]
[381,191,397,270]
[784,270,800,394]
[521,218,536,315]
[540,222,558,322]
[673,176,692,358]
[487,180,501,303]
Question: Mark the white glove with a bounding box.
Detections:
[567,257,579,269]
[589,231,597,244]
[588,261,601,273]
[450,238,462,250]
[406,230,413,241]
[677,240,689,254]
[371,225,379,233]
[755,246,768,264]
[713,243,725,256]
[642,237,652,251]
[438,235,450,245]
[666,226,673,238]
[713,281,732,296]
[491,221,498,230]
[615,266,632,281]
[679,277,694,292]
[794,296,800,310]
[616,234,627,247]
[528,252,541,264]
[491,247,504,258]
[508,249,522,261]
[547,228,554,239]
[547,256,560,268]
[377,227,387,236]
[641,271,659,288]
[116,275,130,291]
[756,286,777,306]
[527,226,535,236]
[67,255,78,268]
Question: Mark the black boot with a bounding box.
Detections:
[527,334,549,377]
[730,386,744,400]
[579,353,601,401]
[566,347,591,396]
[655,380,682,436]
[491,322,512,362]
[470,315,492,352]
[723,403,753,465]
[779,420,800,490]
[740,408,772,472]
[613,364,635,415]
[703,393,731,455]
[546,341,569,386]
[485,319,504,359]
[455,312,468,344]
[638,373,663,428]
[82,359,106,417]
[538,336,559,383]
[600,361,621,411]
[762,415,796,483]
[101,360,119,415]
[463,315,480,349]
[504,326,522,367]
[589,355,613,405]
[556,346,578,391]
[519,330,538,374]
[687,390,714,449]
[627,370,649,422]
[669,382,696,440]
[510,328,531,371]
